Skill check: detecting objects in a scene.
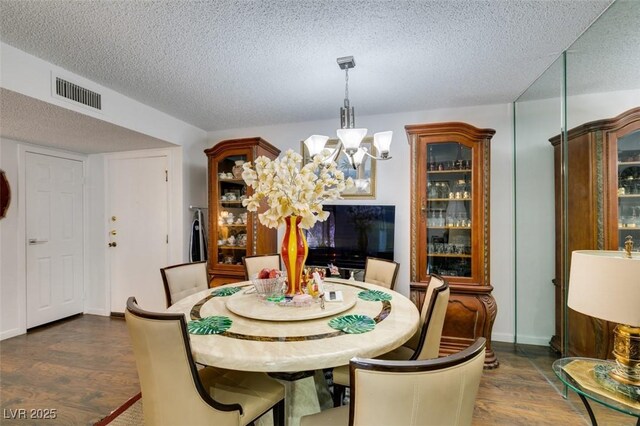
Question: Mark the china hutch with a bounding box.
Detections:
[406,122,498,368]
[204,137,280,287]
[550,107,640,357]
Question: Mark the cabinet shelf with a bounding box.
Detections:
[427,253,472,258]
[219,224,247,228]
[219,200,245,204]
[427,198,472,202]
[218,245,247,250]
[428,226,471,230]
[618,227,640,230]
[618,194,640,198]
[219,178,246,183]
[618,161,640,167]
[427,169,472,174]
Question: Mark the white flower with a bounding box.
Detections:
[242,149,353,229]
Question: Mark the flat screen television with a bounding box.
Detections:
[304,205,395,270]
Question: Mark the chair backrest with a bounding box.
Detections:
[242,254,281,280]
[411,274,450,360]
[160,261,209,307]
[125,297,242,426]
[363,257,399,290]
[348,338,486,426]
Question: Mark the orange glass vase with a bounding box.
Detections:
[281,215,308,296]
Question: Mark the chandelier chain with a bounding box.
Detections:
[344,69,349,107]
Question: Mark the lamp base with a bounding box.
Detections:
[611,324,640,386]
[593,364,640,402]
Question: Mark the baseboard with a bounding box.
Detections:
[515,334,551,346]
[84,308,109,316]
[0,327,26,341]
[491,332,514,343]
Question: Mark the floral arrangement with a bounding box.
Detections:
[241,149,354,229]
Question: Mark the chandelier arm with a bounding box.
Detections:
[362,151,392,161]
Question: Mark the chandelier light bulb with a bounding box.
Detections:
[337,128,368,153]
[374,131,393,158]
[304,135,330,157]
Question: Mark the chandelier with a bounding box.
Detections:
[304,56,393,169]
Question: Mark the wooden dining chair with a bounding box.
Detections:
[242,253,281,280]
[362,257,399,290]
[332,275,450,406]
[125,297,285,426]
[160,261,209,308]
[302,338,486,426]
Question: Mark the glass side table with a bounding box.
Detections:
[553,358,640,426]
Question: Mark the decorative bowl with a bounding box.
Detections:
[251,275,287,302]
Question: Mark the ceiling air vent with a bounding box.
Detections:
[55,77,102,110]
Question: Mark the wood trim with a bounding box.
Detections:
[549,107,640,146]
[204,137,280,158]
[125,297,244,414]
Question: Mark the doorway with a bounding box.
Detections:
[107,154,169,313]
[26,152,84,328]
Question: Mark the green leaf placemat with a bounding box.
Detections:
[328,314,375,334]
[358,290,392,302]
[212,287,241,297]
[188,316,232,335]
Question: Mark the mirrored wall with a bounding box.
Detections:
[515,0,640,361]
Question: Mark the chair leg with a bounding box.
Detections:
[273,398,285,426]
[332,384,345,407]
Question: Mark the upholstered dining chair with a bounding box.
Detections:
[160,261,209,308]
[125,297,285,426]
[362,257,400,290]
[302,338,486,426]
[242,253,281,280]
[332,275,450,406]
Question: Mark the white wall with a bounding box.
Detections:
[207,103,515,343]
[0,139,23,339]
[514,88,640,345]
[0,44,207,338]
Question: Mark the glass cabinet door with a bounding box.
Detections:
[425,142,473,278]
[216,154,248,266]
[617,131,640,248]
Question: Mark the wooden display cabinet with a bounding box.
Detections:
[406,122,498,368]
[549,107,640,357]
[204,137,280,287]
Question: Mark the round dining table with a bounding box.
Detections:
[167,277,420,425]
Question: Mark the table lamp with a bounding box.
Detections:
[568,236,640,386]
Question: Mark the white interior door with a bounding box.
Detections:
[26,152,84,328]
[108,155,168,313]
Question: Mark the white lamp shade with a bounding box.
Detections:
[568,250,640,326]
[337,128,368,150]
[304,135,329,157]
[373,131,393,154]
[351,148,367,168]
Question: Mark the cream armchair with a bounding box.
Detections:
[363,257,399,289]
[332,275,450,406]
[160,261,209,307]
[302,338,486,426]
[125,297,285,426]
[242,254,281,280]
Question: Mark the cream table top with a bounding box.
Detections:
[167,278,420,373]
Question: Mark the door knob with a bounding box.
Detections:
[28,239,48,245]
[110,230,117,236]
[108,242,117,247]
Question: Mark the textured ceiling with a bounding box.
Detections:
[517,0,640,102]
[0,0,614,132]
[0,89,175,154]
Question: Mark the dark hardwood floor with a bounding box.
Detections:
[0,314,636,425]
